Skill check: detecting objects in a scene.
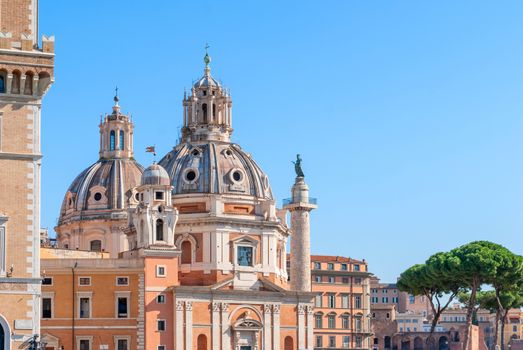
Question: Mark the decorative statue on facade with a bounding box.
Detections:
[293,154,305,178]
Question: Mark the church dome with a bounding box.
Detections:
[158,142,273,200]
[141,163,170,186]
[58,159,144,225]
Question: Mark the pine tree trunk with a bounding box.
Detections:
[493,310,500,350]
[463,279,478,350]
[500,311,508,350]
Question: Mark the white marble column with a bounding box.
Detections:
[306,306,314,350]
[185,301,193,350]
[212,302,221,350]
[175,300,184,350]
[298,304,306,349]
[263,304,272,350]
[221,303,230,350]
[273,305,280,350]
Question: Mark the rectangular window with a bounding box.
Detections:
[315,275,321,283]
[42,298,52,318]
[315,294,322,307]
[42,277,53,285]
[342,336,350,348]
[117,339,128,350]
[355,317,362,332]
[382,297,388,303]
[156,265,166,277]
[79,339,90,350]
[328,276,335,283]
[354,277,362,284]
[329,336,336,348]
[79,297,90,318]
[316,336,323,348]
[158,347,165,350]
[79,277,91,286]
[342,277,349,284]
[341,263,347,271]
[155,191,164,200]
[355,295,362,308]
[354,264,360,271]
[314,262,321,270]
[355,336,362,348]
[328,315,335,329]
[157,294,166,304]
[237,246,253,266]
[409,295,416,304]
[0,224,5,276]
[116,277,129,286]
[315,314,323,328]
[328,294,336,308]
[341,294,349,308]
[342,315,349,329]
[392,297,398,303]
[327,263,334,270]
[157,319,166,331]
[117,297,128,318]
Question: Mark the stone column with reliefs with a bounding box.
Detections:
[175,300,184,350]
[273,304,281,350]
[185,301,193,350]
[263,304,272,350]
[284,175,317,292]
[212,302,221,350]
[298,304,306,349]
[306,305,314,350]
[221,303,230,350]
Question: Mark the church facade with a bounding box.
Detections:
[41,52,322,350]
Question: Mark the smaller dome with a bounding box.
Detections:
[141,163,170,186]
[193,73,221,88]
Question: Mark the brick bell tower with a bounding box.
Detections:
[0,0,54,348]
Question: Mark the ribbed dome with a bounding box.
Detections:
[193,73,221,88]
[58,159,144,224]
[141,163,170,186]
[158,142,273,200]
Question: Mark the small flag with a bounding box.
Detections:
[146,146,156,157]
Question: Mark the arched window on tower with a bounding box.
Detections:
[202,103,208,123]
[156,219,164,241]
[181,241,192,264]
[11,71,21,94]
[119,130,124,150]
[110,130,116,151]
[212,103,216,118]
[24,72,33,95]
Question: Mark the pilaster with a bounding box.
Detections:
[298,304,306,349]
[273,304,280,350]
[175,300,184,350]
[263,304,272,350]
[306,305,314,350]
[221,302,230,350]
[185,301,193,350]
[212,302,221,350]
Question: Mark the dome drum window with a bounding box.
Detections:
[228,168,246,192]
[182,168,199,185]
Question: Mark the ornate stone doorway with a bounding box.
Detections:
[233,317,262,350]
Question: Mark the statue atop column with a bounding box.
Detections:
[293,154,305,178]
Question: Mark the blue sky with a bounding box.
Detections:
[39,1,523,282]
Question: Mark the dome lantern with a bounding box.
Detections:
[181,48,233,143]
[99,92,134,159]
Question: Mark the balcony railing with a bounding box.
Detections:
[283,197,318,206]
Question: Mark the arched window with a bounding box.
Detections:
[11,71,21,94]
[110,130,115,151]
[197,334,207,350]
[156,219,164,241]
[212,103,216,118]
[284,336,293,350]
[24,72,33,95]
[119,130,124,150]
[0,76,5,93]
[90,240,102,252]
[181,241,192,264]
[202,103,208,123]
